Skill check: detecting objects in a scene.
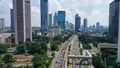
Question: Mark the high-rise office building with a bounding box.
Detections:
[10,9,14,33]
[109,0,120,43]
[48,14,52,28]
[41,0,48,33]
[0,18,5,31]
[57,11,66,29]
[13,0,32,44]
[83,18,88,32]
[96,22,100,31]
[53,12,58,26]
[110,0,120,62]
[75,14,81,32]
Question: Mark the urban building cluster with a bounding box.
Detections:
[1,0,120,67]
[0,0,108,44]
[75,14,108,35]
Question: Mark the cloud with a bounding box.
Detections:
[49,0,63,11]
[88,9,109,26]
[0,0,12,26]
[49,0,110,26]
[0,0,112,27]
[31,7,40,27]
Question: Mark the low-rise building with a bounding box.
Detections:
[53,26,61,36]
[47,29,54,38]
[0,33,11,44]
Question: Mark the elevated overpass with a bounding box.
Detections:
[98,43,117,49]
[65,50,92,68]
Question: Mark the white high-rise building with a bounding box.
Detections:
[53,12,58,26]
[13,0,32,44]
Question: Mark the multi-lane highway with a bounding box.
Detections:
[53,35,93,68]
[53,35,75,68]
[71,35,81,68]
[70,35,93,68]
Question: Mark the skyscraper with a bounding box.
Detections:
[109,0,120,43]
[10,9,14,33]
[53,12,58,26]
[48,14,52,28]
[96,22,100,31]
[75,14,81,32]
[110,0,120,62]
[13,0,32,44]
[57,11,66,29]
[41,0,48,33]
[0,18,5,31]
[83,18,88,33]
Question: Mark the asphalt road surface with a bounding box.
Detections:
[53,35,75,68]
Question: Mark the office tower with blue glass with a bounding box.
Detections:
[57,11,66,29]
[13,0,32,44]
[10,9,14,33]
[40,0,48,33]
[75,14,81,33]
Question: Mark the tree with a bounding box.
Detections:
[92,55,105,68]
[51,52,55,58]
[16,42,48,55]
[32,54,47,68]
[2,54,16,68]
[51,43,58,51]
[0,45,7,54]
[113,62,120,68]
[40,42,47,53]
[16,44,24,53]
[0,54,4,68]
[2,54,15,64]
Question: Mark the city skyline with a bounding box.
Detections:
[0,0,113,27]
[0,0,119,68]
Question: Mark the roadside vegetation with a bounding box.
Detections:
[78,34,118,68]
[0,34,72,68]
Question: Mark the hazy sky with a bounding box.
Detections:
[0,0,113,27]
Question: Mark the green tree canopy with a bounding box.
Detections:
[32,54,47,68]
[0,44,7,54]
[2,54,16,64]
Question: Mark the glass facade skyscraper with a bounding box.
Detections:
[57,11,66,29]
[83,18,88,32]
[75,14,81,33]
[41,0,48,33]
[48,14,52,28]
[10,9,14,33]
[109,0,120,43]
